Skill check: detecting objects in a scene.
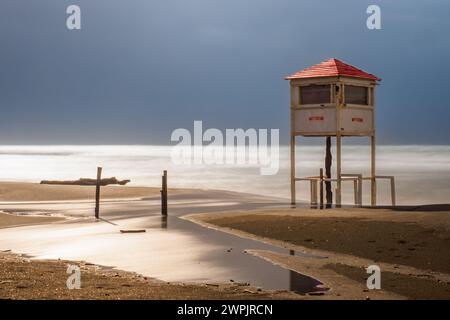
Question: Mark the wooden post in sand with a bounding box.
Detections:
[95,167,102,219]
[161,170,168,216]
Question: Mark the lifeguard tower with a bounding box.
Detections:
[286,58,395,207]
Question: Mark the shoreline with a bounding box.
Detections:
[0,181,286,203]
[0,181,192,202]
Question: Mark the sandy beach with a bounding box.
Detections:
[1,182,449,300]
[185,207,450,299]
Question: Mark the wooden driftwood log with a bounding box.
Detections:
[120,229,146,233]
[40,177,130,186]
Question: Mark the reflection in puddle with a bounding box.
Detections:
[289,271,324,295]
[160,216,167,229]
[288,249,328,295]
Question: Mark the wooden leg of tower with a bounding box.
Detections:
[358,174,363,207]
[336,135,342,208]
[290,135,296,206]
[325,137,333,208]
[390,176,396,207]
[371,135,377,207]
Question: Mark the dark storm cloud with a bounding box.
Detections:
[0,0,449,144]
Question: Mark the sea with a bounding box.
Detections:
[0,145,449,205]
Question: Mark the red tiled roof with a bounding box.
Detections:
[286,58,381,81]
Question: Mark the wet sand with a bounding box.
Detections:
[0,212,63,229]
[325,263,450,300]
[187,207,450,299]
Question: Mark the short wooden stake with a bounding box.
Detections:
[358,174,363,207]
[95,167,102,219]
[334,187,339,206]
[312,180,318,207]
[161,170,168,216]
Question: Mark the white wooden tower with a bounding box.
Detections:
[286,58,386,207]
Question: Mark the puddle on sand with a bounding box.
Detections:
[154,215,328,295]
[238,249,327,295]
[0,198,328,295]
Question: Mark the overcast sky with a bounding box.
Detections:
[1,0,449,144]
